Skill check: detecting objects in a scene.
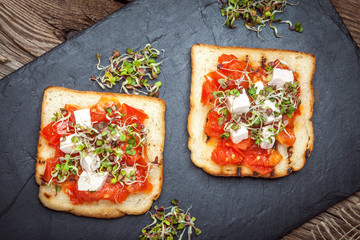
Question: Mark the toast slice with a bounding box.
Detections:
[36,86,165,218]
[188,44,315,178]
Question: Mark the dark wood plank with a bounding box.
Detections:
[0,0,126,78]
[332,0,360,47]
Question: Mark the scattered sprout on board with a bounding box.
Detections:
[139,199,201,240]
[218,0,303,38]
[91,44,164,97]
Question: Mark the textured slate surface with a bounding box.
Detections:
[0,0,359,239]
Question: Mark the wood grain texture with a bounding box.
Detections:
[332,0,360,47]
[283,192,360,239]
[0,0,127,78]
[0,0,359,239]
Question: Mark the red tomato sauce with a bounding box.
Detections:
[40,95,153,204]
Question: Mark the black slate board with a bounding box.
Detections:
[0,0,359,239]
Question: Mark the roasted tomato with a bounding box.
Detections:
[91,95,121,114]
[42,145,65,182]
[201,72,221,105]
[204,110,227,138]
[276,127,296,147]
[224,137,254,151]
[122,103,148,124]
[211,140,244,165]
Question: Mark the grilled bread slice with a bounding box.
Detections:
[188,44,315,178]
[36,86,165,218]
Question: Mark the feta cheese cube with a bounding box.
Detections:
[227,92,250,115]
[264,114,282,124]
[254,81,264,94]
[59,134,77,154]
[80,154,100,172]
[230,125,249,144]
[74,109,92,128]
[78,171,108,192]
[260,126,275,149]
[268,68,294,88]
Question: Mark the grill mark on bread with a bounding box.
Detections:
[237,167,241,177]
[287,146,294,159]
[261,56,266,69]
[43,192,51,199]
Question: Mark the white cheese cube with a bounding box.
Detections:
[74,109,92,128]
[59,134,77,154]
[227,92,250,115]
[260,126,275,149]
[254,81,264,94]
[263,100,278,112]
[264,114,282,124]
[230,125,249,144]
[268,68,294,88]
[78,171,108,192]
[80,154,100,172]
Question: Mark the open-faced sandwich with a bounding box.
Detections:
[188,44,315,178]
[36,86,165,218]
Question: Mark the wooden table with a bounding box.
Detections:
[1,0,359,239]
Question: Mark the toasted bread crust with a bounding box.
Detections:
[36,86,166,218]
[188,44,315,178]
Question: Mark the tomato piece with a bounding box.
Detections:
[201,73,221,105]
[277,62,290,70]
[220,59,249,81]
[225,137,254,151]
[241,146,283,175]
[124,152,143,166]
[204,110,226,138]
[64,181,131,204]
[276,127,296,146]
[90,112,109,124]
[40,121,71,146]
[40,104,80,145]
[211,141,244,165]
[122,103,149,124]
[242,145,269,165]
[218,54,238,64]
[91,95,121,114]
[43,147,64,182]
[268,149,283,166]
[127,179,153,194]
[64,104,80,112]
[43,158,58,182]
[64,104,80,124]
